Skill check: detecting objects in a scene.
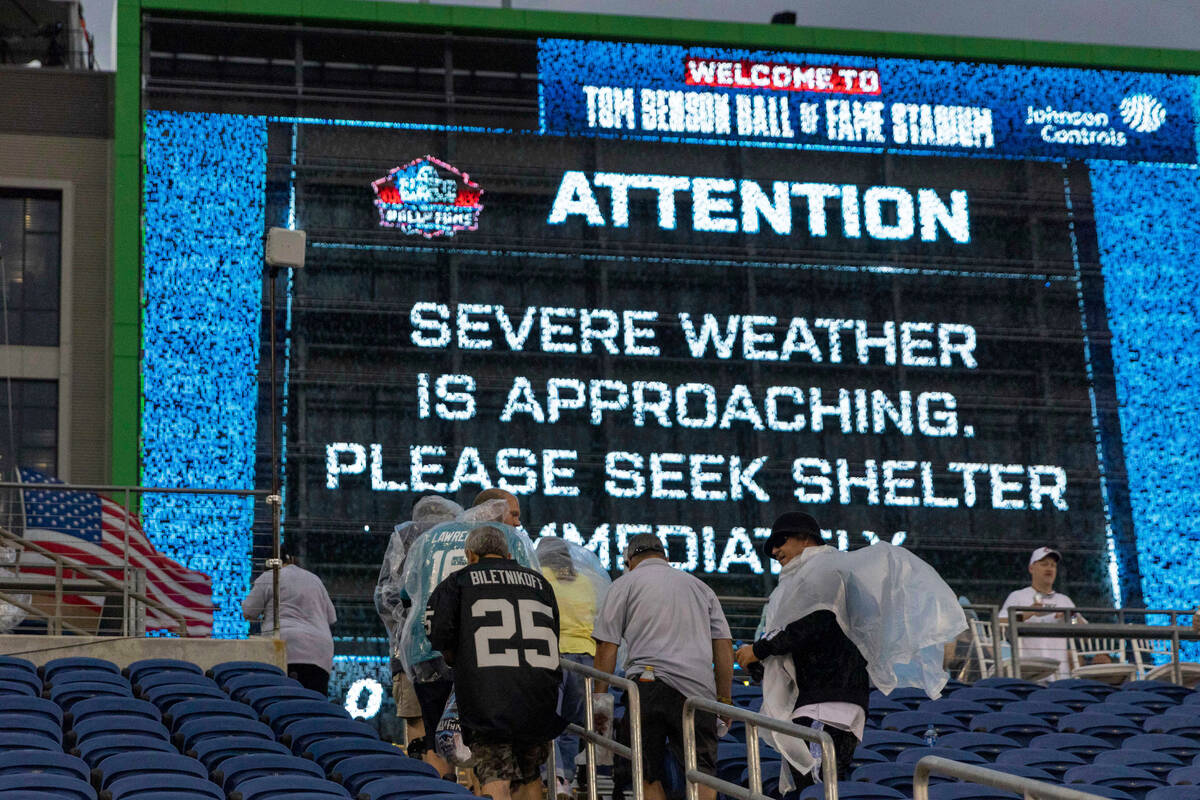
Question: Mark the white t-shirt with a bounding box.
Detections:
[243,564,337,672]
[999,586,1076,679]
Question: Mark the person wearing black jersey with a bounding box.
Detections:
[427,526,566,800]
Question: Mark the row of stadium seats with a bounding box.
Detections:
[0,655,469,800]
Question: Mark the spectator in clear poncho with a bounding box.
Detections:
[375,494,463,748]
[536,537,612,799]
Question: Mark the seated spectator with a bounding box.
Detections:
[1000,547,1091,678]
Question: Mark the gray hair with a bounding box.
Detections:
[465,526,510,558]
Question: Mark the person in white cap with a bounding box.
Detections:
[999,547,1077,678]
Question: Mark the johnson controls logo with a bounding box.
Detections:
[1119,94,1166,133]
[371,156,484,238]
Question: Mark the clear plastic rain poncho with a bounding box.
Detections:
[535,537,612,654]
[758,542,966,784]
[374,496,463,664]
[0,546,28,633]
[398,499,539,682]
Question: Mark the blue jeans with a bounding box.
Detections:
[556,652,592,782]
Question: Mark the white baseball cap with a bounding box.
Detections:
[1029,546,1062,566]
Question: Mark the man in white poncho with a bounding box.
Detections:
[735,511,966,791]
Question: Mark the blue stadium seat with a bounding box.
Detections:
[261,699,351,734]
[1146,717,1200,738]
[189,735,292,769]
[47,670,131,689]
[42,657,120,682]
[224,673,304,701]
[240,685,324,712]
[896,746,986,765]
[176,717,275,752]
[1110,691,1180,714]
[926,784,1020,800]
[50,681,134,709]
[1123,682,1192,703]
[1184,694,1200,707]
[850,762,948,793]
[1123,735,1200,761]
[124,659,204,685]
[973,678,1042,698]
[0,695,64,726]
[995,748,1086,780]
[986,764,1054,781]
[1027,688,1099,712]
[108,774,224,800]
[1064,764,1164,792]
[1058,712,1142,744]
[970,712,1055,745]
[68,697,162,727]
[1070,787,1134,800]
[163,698,258,732]
[943,679,970,693]
[331,754,441,794]
[919,699,992,723]
[936,732,1022,760]
[1168,767,1200,785]
[1002,701,1072,724]
[1147,788,1200,800]
[1101,702,1156,724]
[0,666,43,693]
[867,694,907,725]
[1100,750,1185,781]
[353,776,476,800]
[214,753,325,794]
[885,687,934,709]
[143,683,228,709]
[207,661,285,686]
[851,746,889,768]
[304,739,410,771]
[94,751,209,790]
[0,772,97,800]
[1,713,63,744]
[797,781,905,800]
[0,679,37,696]
[282,718,379,755]
[73,734,177,767]
[950,688,1023,711]
[860,729,925,760]
[0,732,60,752]
[136,671,219,694]
[880,711,966,736]
[737,761,782,796]
[0,656,36,673]
[229,773,352,800]
[73,714,170,743]
[1030,733,1114,758]
[0,750,89,781]
[1048,679,1117,699]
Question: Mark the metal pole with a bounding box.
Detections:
[745,720,762,797]
[583,675,598,800]
[1171,627,1182,685]
[629,682,643,800]
[1008,610,1021,678]
[122,487,131,636]
[268,264,281,637]
[53,559,62,635]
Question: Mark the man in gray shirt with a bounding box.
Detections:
[593,533,733,800]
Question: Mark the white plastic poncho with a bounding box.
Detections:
[535,537,612,652]
[374,496,463,663]
[758,542,966,784]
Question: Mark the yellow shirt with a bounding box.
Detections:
[543,568,597,656]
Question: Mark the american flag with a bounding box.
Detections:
[18,468,214,636]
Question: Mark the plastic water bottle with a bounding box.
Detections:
[923,724,938,747]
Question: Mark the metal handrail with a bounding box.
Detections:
[914,755,1108,800]
[1004,612,1200,685]
[559,658,644,800]
[0,525,188,636]
[682,696,837,800]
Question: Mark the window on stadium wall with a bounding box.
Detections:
[141,17,1200,673]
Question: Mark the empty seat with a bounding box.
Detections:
[305,739,410,771]
[1110,691,1180,714]
[1123,735,1200,760]
[331,754,441,794]
[1147,789,1200,800]
[1048,679,1117,699]
[935,732,1022,760]
[355,776,471,800]
[42,657,120,682]
[136,672,219,695]
[850,762,947,793]
[207,662,285,686]
[948,688,1021,711]
[68,697,161,727]
[73,714,171,743]
[859,729,925,760]
[240,685,322,713]
[1070,787,1134,800]
[1101,702,1155,724]
[1168,767,1200,786]
[866,695,907,725]
[969,712,1054,745]
[926,786,1019,800]
[0,679,37,697]
[1101,750,1184,781]
[282,718,379,755]
[0,667,43,693]
[261,699,351,734]
[222,672,300,700]
[972,678,1041,698]
[189,735,292,769]
[0,655,36,673]
[108,774,223,800]
[895,746,986,765]
[1146,717,1200,737]
[880,711,965,736]
[176,717,275,752]
[1030,733,1114,758]
[919,699,991,723]
[884,687,934,709]
[74,734,176,767]
[213,753,325,793]
[143,683,228,709]
[0,732,60,752]
[994,748,1086,780]
[1122,681,1192,703]
[1026,688,1098,712]
[1058,712,1142,744]
[124,659,204,685]
[0,696,64,726]
[850,747,888,768]
[0,750,89,781]
[1002,701,1072,725]
[986,764,1054,781]
[1064,764,1164,793]
[797,782,905,800]
[163,699,258,731]
[0,713,62,745]
[50,681,134,709]
[94,751,209,790]
[0,772,96,800]
[46,670,131,689]
[229,773,352,800]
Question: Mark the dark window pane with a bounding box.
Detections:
[0,189,61,346]
[24,199,60,233]
[0,379,58,477]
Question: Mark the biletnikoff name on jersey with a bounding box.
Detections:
[469,568,546,589]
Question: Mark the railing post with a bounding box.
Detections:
[745,718,762,797]
[53,559,62,635]
[1008,611,1021,678]
[1171,627,1182,685]
[583,674,598,800]
[628,679,643,800]
[122,487,131,637]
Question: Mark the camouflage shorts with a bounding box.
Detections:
[471,740,551,786]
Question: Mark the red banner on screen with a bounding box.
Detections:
[684,58,881,95]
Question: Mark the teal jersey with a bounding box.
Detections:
[399,520,537,680]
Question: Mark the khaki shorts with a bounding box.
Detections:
[472,740,551,786]
[392,671,422,718]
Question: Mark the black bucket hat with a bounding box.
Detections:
[762,511,823,560]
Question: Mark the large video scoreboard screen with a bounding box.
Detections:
[141,28,1200,642]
